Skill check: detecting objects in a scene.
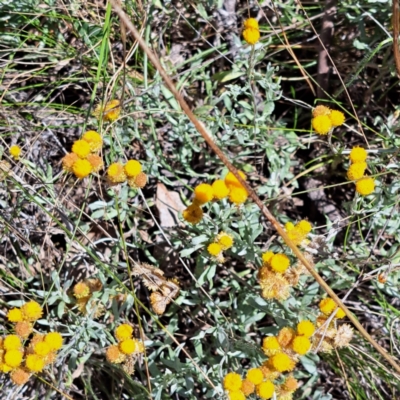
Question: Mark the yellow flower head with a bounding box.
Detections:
[107,162,126,183]
[285,222,295,231]
[10,145,22,160]
[243,28,260,45]
[262,336,281,356]
[296,220,312,234]
[243,18,259,29]
[82,130,103,152]
[124,160,142,178]
[349,146,367,163]
[277,327,296,347]
[101,99,121,122]
[21,301,43,322]
[10,368,30,385]
[355,176,375,196]
[312,115,332,135]
[216,232,234,250]
[182,204,203,224]
[262,251,274,265]
[256,381,275,399]
[119,338,138,355]
[329,109,345,126]
[72,139,91,159]
[347,162,367,181]
[259,268,291,301]
[4,350,23,368]
[260,364,281,381]
[292,335,311,355]
[241,379,255,396]
[223,372,242,391]
[297,320,315,337]
[106,345,125,364]
[287,228,306,246]
[72,159,92,179]
[115,324,133,341]
[7,308,23,323]
[62,153,79,172]
[312,105,331,118]
[128,171,148,189]
[229,187,248,204]
[44,332,63,351]
[225,170,246,189]
[211,179,230,200]
[194,183,214,205]
[0,363,13,373]
[73,282,91,299]
[282,375,299,392]
[227,391,246,400]
[86,154,104,172]
[34,342,51,357]
[25,354,45,372]
[319,298,337,315]
[207,243,222,257]
[15,321,33,339]
[335,308,346,319]
[4,335,22,351]
[269,353,295,372]
[246,368,264,385]
[270,253,290,273]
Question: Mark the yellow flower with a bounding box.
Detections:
[207,243,222,257]
[44,332,63,351]
[128,172,147,189]
[243,28,260,45]
[256,381,275,399]
[349,146,367,163]
[282,375,299,391]
[62,153,79,172]
[319,298,336,315]
[72,159,92,179]
[355,177,375,196]
[259,268,291,301]
[10,368,30,385]
[296,220,312,234]
[269,353,295,372]
[124,160,142,178]
[119,338,138,354]
[115,324,133,341]
[21,301,42,322]
[270,254,290,273]
[292,335,311,355]
[25,354,45,372]
[4,335,22,351]
[216,232,234,250]
[107,162,126,183]
[86,154,104,172]
[246,368,264,385]
[241,379,255,396]
[285,222,295,231]
[228,391,246,400]
[82,130,103,152]
[225,170,246,189]
[73,282,91,299]
[182,204,203,224]
[15,321,33,339]
[329,109,345,126]
[243,18,259,29]
[98,99,121,122]
[4,350,23,368]
[211,179,230,200]
[311,115,332,135]
[277,327,296,347]
[297,320,315,337]
[312,105,331,118]
[0,363,13,373]
[223,372,242,391]
[262,336,281,356]
[260,365,280,381]
[7,308,23,322]
[262,251,274,265]
[194,183,214,204]
[72,139,91,159]
[106,345,125,364]
[287,228,306,246]
[10,145,22,160]
[34,342,51,357]
[347,162,367,181]
[229,187,248,204]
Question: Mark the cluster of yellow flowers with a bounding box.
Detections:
[93,99,121,123]
[258,220,312,301]
[243,18,260,45]
[183,170,249,225]
[9,145,21,160]
[105,324,145,374]
[72,279,103,315]
[62,130,104,179]
[311,105,345,135]
[206,231,234,263]
[106,159,147,189]
[347,146,375,196]
[1,301,63,385]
